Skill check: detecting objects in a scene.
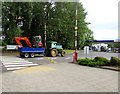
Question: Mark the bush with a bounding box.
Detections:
[78,58,106,66]
[94,57,110,65]
[77,58,93,66]
[110,57,120,66]
[88,61,106,67]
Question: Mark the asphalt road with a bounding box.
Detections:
[1,50,119,72]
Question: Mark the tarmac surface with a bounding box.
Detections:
[0,50,119,92]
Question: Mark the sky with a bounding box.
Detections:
[80,0,119,40]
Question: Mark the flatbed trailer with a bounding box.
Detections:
[18,47,45,58]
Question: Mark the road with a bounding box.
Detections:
[0,50,119,92]
[1,50,118,72]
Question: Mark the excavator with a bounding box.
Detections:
[14,35,66,58]
[14,36,43,48]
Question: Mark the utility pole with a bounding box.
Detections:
[44,23,46,48]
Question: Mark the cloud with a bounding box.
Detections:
[93,29,118,40]
[80,0,119,40]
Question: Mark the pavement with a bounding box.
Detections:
[0,50,119,92]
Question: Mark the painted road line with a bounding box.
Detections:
[1,61,33,64]
[1,59,29,61]
[1,60,29,62]
[44,57,56,63]
[2,62,33,65]
[51,57,58,60]
[1,58,25,60]
[65,57,71,59]
[1,58,28,60]
[4,63,38,68]
[7,67,26,71]
[13,66,56,74]
[36,58,44,60]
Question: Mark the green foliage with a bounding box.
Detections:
[77,58,93,66]
[78,57,120,67]
[2,46,7,52]
[94,57,110,65]
[78,58,106,66]
[2,2,94,48]
[4,27,23,44]
[0,40,7,46]
[87,61,106,67]
[110,57,120,66]
[107,43,112,48]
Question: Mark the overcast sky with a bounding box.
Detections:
[80,0,119,40]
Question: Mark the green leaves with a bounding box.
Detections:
[2,2,94,48]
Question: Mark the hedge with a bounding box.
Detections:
[77,56,120,67]
[77,58,106,66]
[77,58,93,66]
[94,57,110,65]
[110,57,120,65]
[87,61,106,67]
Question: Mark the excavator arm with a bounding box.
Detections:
[14,37,32,47]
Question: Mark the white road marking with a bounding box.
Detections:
[1,61,32,63]
[2,62,33,65]
[65,57,71,59]
[7,67,26,71]
[51,57,58,60]
[1,56,38,71]
[4,64,38,67]
[36,58,44,60]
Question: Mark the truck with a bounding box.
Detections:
[14,36,66,58]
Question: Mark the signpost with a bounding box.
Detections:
[73,4,78,63]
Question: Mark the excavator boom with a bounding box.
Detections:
[14,37,32,47]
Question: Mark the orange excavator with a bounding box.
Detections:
[14,36,43,48]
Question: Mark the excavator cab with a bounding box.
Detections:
[32,36,43,48]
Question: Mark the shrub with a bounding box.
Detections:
[78,58,106,67]
[110,57,120,66]
[94,57,110,65]
[88,61,106,67]
[77,58,93,66]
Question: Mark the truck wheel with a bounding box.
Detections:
[30,53,35,58]
[24,53,29,58]
[51,49,58,57]
[61,51,66,57]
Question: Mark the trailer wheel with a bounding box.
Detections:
[30,53,35,58]
[24,53,29,58]
[61,50,66,57]
[51,49,58,57]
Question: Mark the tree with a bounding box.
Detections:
[2,2,94,49]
